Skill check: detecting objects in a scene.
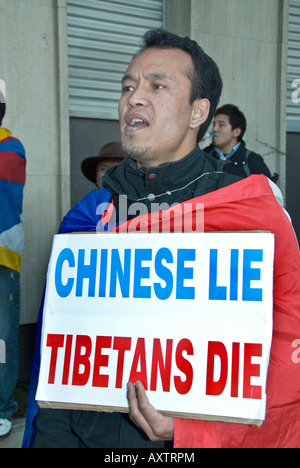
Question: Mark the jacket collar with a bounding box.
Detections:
[103,146,209,202]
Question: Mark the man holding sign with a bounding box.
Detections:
[24,30,300,448]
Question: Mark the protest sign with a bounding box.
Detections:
[36,232,274,425]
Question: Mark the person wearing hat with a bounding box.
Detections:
[81,142,125,189]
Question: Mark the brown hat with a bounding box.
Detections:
[81,142,125,183]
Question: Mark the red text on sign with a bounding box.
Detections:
[206,341,263,400]
[46,334,194,395]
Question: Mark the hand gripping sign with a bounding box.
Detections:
[36,231,274,426]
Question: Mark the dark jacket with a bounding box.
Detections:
[204,140,272,180]
[103,145,240,224]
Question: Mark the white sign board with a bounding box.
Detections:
[36,232,274,425]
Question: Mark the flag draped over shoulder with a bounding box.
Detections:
[0,129,26,272]
[23,175,300,448]
[116,175,300,448]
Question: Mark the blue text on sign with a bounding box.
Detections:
[54,247,263,302]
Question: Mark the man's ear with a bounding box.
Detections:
[233,127,242,139]
[190,98,210,129]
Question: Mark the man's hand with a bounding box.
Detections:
[127,381,174,441]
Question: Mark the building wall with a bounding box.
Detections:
[0,0,70,324]
[167,0,288,197]
[70,118,120,207]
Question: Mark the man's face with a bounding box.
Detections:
[96,158,122,188]
[118,47,200,168]
[212,114,241,154]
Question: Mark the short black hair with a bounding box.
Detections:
[138,29,223,142]
[0,103,5,126]
[215,104,247,141]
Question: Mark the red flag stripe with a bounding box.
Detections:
[0,151,26,183]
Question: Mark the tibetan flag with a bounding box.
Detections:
[23,175,300,448]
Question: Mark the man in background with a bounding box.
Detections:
[204,104,273,180]
[81,141,125,189]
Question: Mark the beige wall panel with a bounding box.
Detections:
[21,175,62,323]
[167,0,288,195]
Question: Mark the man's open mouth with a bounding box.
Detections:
[126,115,149,130]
